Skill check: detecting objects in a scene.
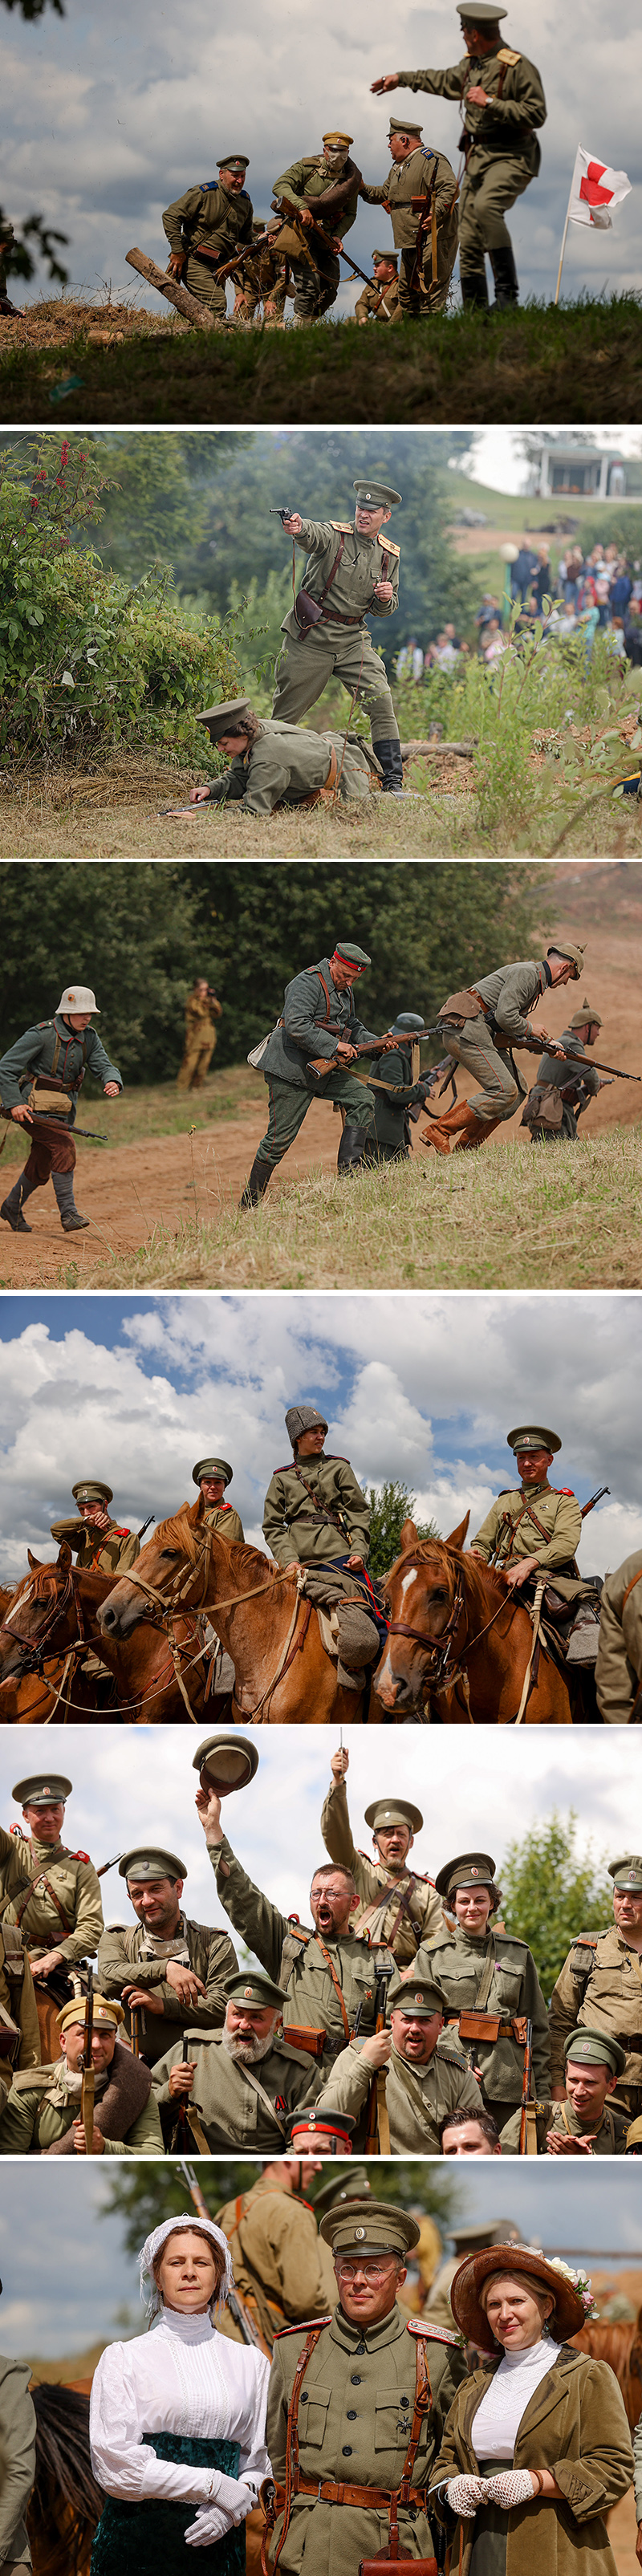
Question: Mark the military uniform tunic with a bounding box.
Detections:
[316,2029,482,2151]
[214,2169,336,2349]
[272,518,400,747]
[0,2352,35,2570]
[202,1500,245,1545]
[550,1924,642,2115]
[272,154,360,321]
[0,1921,40,2078]
[595,1550,642,1725]
[500,2093,628,2155]
[264,1452,371,1569]
[254,957,378,1176]
[162,181,254,320]
[207,1830,394,2062]
[152,2023,322,2153]
[320,1775,441,1959]
[396,51,546,286]
[0,1826,104,1965]
[523,1026,599,1143]
[48,1516,140,1577]
[417,1922,550,2119]
[96,1908,238,2066]
[437,956,552,1124]
[0,1014,122,1117]
[363,1039,429,1161]
[362,148,457,314]
[0,2053,164,2155]
[354,274,400,323]
[267,2299,466,2576]
[177,988,221,1091]
[472,1478,583,1599]
[203,721,376,816]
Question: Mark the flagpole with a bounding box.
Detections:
[555,207,571,306]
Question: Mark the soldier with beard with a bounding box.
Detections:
[152,1971,323,2153]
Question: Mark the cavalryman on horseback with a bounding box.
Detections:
[196,1771,396,2067]
[50,1480,140,1577]
[0,1774,104,2006]
[422,940,584,1152]
[262,1404,387,1694]
[469,1422,600,1666]
[321,1745,442,1957]
[419,1847,550,2131]
[550,1855,642,2123]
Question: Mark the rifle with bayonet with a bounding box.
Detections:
[518,2016,534,2156]
[307,1031,400,1087]
[178,2159,262,2346]
[273,193,373,290]
[80,1962,94,2154]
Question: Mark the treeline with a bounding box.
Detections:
[0,860,552,1086]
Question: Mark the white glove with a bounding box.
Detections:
[445,2476,490,2517]
[185,2505,233,2548]
[485,2470,538,2509]
[185,2484,256,2548]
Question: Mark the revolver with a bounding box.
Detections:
[270,506,295,524]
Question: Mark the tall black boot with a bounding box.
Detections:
[490,247,519,308]
[374,737,404,796]
[460,268,490,311]
[336,1123,368,1172]
[239,1156,272,1209]
[52,1172,90,1232]
[0,1173,35,1233]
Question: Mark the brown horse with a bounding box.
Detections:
[0,1550,224,1725]
[374,1516,574,1724]
[571,2308,642,2432]
[99,1498,388,1726]
[28,2381,104,2576]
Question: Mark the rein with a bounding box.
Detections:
[112,1543,303,1725]
[387,1560,520,1713]
[0,1567,215,1722]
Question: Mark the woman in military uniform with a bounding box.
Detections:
[419,1850,550,2129]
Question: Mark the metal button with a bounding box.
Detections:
[347,2410,357,2420]
[342,2447,353,2457]
[351,2375,362,2385]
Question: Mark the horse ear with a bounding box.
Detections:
[400,1518,419,1551]
[57,1543,72,1567]
[193,1490,205,1521]
[27,1549,43,1570]
[445,1511,470,1553]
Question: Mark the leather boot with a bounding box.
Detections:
[52,1172,90,1231]
[336,1123,368,1172]
[490,247,519,308]
[460,268,490,311]
[374,737,404,795]
[449,1103,502,1150]
[239,1156,271,1209]
[0,1175,34,1232]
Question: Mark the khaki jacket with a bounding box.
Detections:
[202,1501,245,1545]
[206,722,374,817]
[595,1550,642,1724]
[96,1911,238,2065]
[0,1825,104,1963]
[268,2301,466,2576]
[162,182,254,262]
[549,1921,642,2107]
[207,1833,393,2061]
[272,158,360,242]
[317,2030,482,2151]
[396,50,546,176]
[263,1450,370,1568]
[0,2054,163,2155]
[434,2345,632,2576]
[354,276,400,321]
[500,2092,628,2155]
[215,2172,336,2348]
[152,2024,322,2153]
[0,1921,40,2076]
[49,1517,140,1576]
[363,147,457,265]
[418,1922,550,2102]
[0,2353,36,2564]
[471,1480,582,1574]
[320,1777,441,1960]
[185,993,221,1038]
[281,521,399,640]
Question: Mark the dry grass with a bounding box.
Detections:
[79,1126,642,1293]
[0,1071,261,1164]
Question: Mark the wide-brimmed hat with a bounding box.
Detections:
[451,2244,586,2350]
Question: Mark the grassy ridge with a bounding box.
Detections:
[2,297,641,425]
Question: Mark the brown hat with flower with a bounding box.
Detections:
[450,2244,587,2351]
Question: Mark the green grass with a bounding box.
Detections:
[2,296,641,424]
[0,1070,261,1162]
[81,1126,642,1293]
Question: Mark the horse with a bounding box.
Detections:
[374,1516,574,1725]
[571,2307,642,2432]
[0,1549,226,1725]
[98,1497,389,1725]
[28,2381,104,2576]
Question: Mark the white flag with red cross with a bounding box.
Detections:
[567,145,632,229]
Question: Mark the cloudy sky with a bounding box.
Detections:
[0,2164,637,2357]
[3,0,641,316]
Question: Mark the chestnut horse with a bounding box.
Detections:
[0,1550,224,1725]
[28,2381,104,2576]
[571,2308,642,2432]
[99,1497,388,1725]
[374,1515,574,1725]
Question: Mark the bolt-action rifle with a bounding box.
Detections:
[274,194,373,290]
[178,2159,263,2346]
[80,1962,94,2154]
[518,2016,533,2156]
[307,1032,399,1087]
[499,1037,641,1083]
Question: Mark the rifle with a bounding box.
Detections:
[178,2158,262,2346]
[136,1513,155,1542]
[96,1854,124,1879]
[501,1037,641,1083]
[213,225,283,289]
[518,2016,533,2157]
[307,1031,399,1087]
[9,1112,109,1142]
[580,1486,610,1518]
[274,194,373,290]
[364,1963,394,2155]
[80,1962,94,2154]
[170,2034,198,2154]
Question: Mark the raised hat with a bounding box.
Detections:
[58,1993,124,2035]
[365,1796,423,1834]
[331,942,372,967]
[192,1457,234,1487]
[286,2109,357,2147]
[435,1849,496,1901]
[193,1733,259,1793]
[313,2164,372,2216]
[609,1855,642,1890]
[285,1404,328,1445]
[217,155,250,170]
[506,1425,561,1456]
[388,118,423,138]
[72,1479,113,1505]
[195,698,252,741]
[353,484,401,510]
[120,1845,187,1883]
[323,131,353,147]
[564,2027,626,2078]
[13,1774,72,1807]
[570,1000,602,1030]
[320,2196,421,2256]
[390,1014,425,1035]
[547,941,584,976]
[451,2245,585,2350]
[388,1971,445,2018]
[57,986,100,1014]
[372,249,399,267]
[224,1969,285,2013]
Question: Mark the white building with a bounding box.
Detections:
[532,440,627,499]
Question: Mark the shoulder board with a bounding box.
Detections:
[112,1525,131,1538]
[498,45,521,63]
[330,522,353,534]
[551,1489,575,1498]
[274,2316,332,2339]
[9,1825,22,1839]
[11,2066,58,2091]
[286,1916,311,1942]
[37,1021,55,1030]
[200,178,217,190]
[574,1932,599,1948]
[380,539,400,558]
[497,1489,514,1499]
[406,2318,460,2346]
[437,2038,468,2066]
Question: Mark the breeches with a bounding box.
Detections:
[256,1075,375,1171]
[183,254,227,319]
[459,157,533,266]
[22,1119,76,1184]
[273,632,398,742]
[441,1018,519,1123]
[398,243,451,314]
[177,1034,216,1087]
[289,248,339,319]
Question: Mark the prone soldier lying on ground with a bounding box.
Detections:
[0,1993,164,2155]
[187,699,380,815]
[152,1969,323,2155]
[96,1842,238,2066]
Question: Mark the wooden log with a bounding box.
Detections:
[125,246,219,332]
[400,737,478,759]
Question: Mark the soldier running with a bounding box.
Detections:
[362,118,458,316]
[241,941,388,1205]
[372,0,547,311]
[422,939,583,1152]
[0,981,122,1234]
[273,129,361,324]
[271,481,404,794]
[163,156,254,322]
[321,1747,442,1959]
[521,997,607,1143]
[177,978,222,1091]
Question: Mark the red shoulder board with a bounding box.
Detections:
[406,2320,460,2346]
[274,2317,332,2339]
[113,1526,131,1538]
[9,1825,22,1839]
[71,1850,91,1865]
[552,1488,575,1498]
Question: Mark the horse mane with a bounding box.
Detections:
[30,2383,104,2576]
[150,1508,278,1591]
[385,1538,510,1624]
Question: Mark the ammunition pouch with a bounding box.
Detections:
[281,2024,327,2059]
[449,2011,529,2045]
[26,1074,75,1119]
[437,987,488,1029]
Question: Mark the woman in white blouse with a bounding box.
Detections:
[433,2243,633,2576]
[89,2214,270,2574]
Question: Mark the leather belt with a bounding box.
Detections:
[276,2477,428,2509]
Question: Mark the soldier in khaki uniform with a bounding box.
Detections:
[0,1992,163,2157]
[595,1548,642,1724]
[0,980,123,1234]
[549,1855,642,2119]
[192,1457,244,1545]
[501,2028,628,2156]
[152,1968,323,2155]
[215,2156,339,2352]
[0,1773,103,1993]
[189,698,379,815]
[273,129,361,323]
[272,482,404,794]
[372,0,547,310]
[262,1404,385,1683]
[196,1773,396,2068]
[316,1969,482,2151]
[96,1842,238,2068]
[469,1423,599,1658]
[266,2198,466,2576]
[163,155,254,320]
[321,1748,442,1960]
[419,1850,550,2128]
[362,118,457,315]
[423,940,583,1151]
[50,1477,140,1577]
[355,250,400,323]
[522,999,605,1144]
[177,978,222,1091]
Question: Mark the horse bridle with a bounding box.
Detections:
[0,1568,87,1676]
[387,1566,465,1682]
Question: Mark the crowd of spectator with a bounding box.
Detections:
[395,541,642,684]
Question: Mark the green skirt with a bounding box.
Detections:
[91,2432,245,2576]
[469,2456,507,2576]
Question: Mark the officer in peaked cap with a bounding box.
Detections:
[500,2024,629,2157]
[96,1840,237,2067]
[0,1774,103,1990]
[469,1421,597,1654]
[151,1965,324,2155]
[419,1846,550,2128]
[313,2161,372,2215]
[322,1749,442,1960]
[354,250,400,325]
[360,113,458,317]
[50,1477,140,1579]
[270,483,404,795]
[163,156,254,323]
[363,1012,434,1164]
[371,0,546,311]
[425,941,583,1156]
[192,1456,245,1544]
[242,940,388,1205]
[272,128,360,326]
[267,2196,465,2576]
[189,699,379,817]
[285,2106,357,2151]
[316,1965,482,2151]
[549,1855,642,2123]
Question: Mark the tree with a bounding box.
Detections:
[498,1812,614,2001]
[368,1481,440,1581]
[103,2162,457,2261]
[0,209,68,289]
[2,0,63,14]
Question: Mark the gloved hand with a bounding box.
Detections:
[445,2475,490,2517]
[485,2470,538,2508]
[185,2505,233,2548]
[185,2483,256,2548]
